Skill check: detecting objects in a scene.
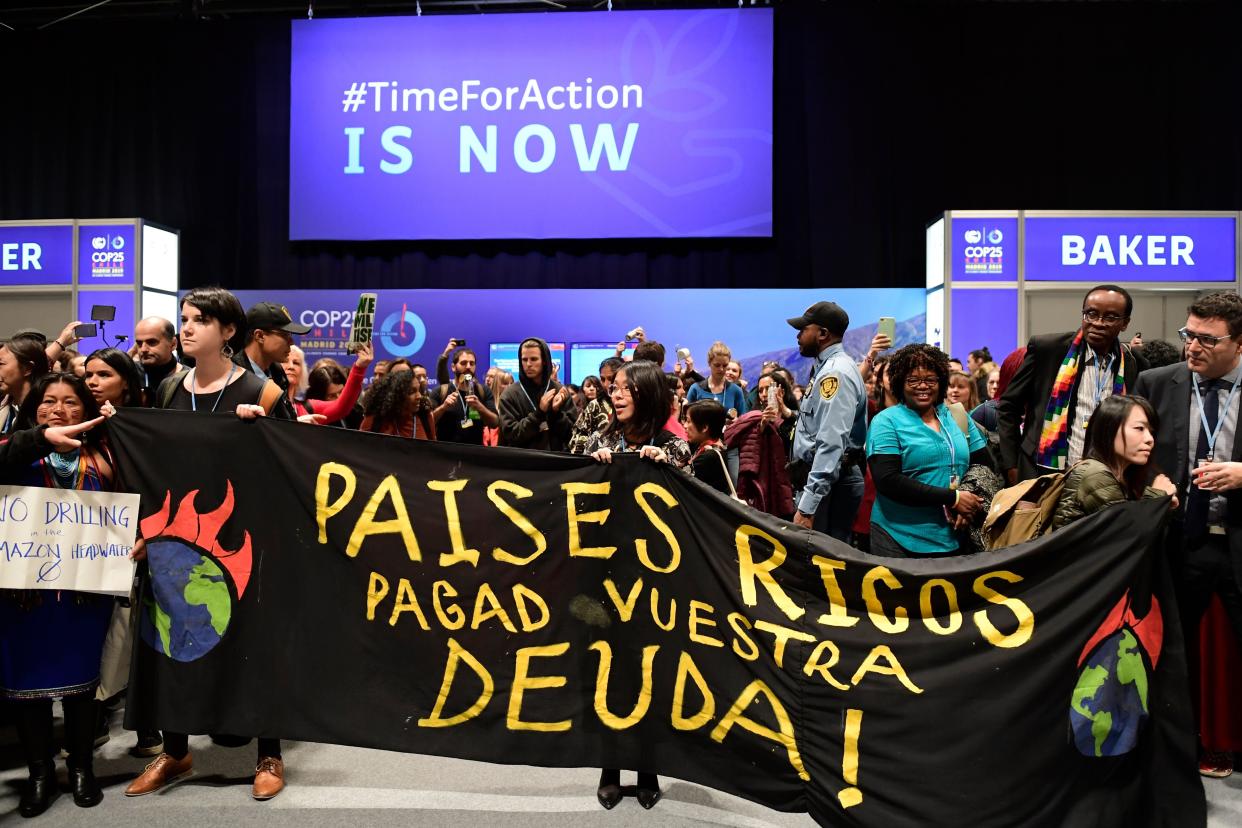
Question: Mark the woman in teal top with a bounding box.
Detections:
[866,344,993,556]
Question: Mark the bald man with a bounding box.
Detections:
[130,317,181,396]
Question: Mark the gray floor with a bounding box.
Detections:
[2,711,1242,826]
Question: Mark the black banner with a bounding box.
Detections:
[109,410,1204,826]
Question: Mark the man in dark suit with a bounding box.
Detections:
[997,284,1145,484]
[1134,290,1242,779]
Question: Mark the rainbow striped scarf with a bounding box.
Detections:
[1035,331,1127,470]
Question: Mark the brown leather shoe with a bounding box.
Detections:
[252,756,285,800]
[125,752,193,796]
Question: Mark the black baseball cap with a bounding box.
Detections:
[786,301,849,336]
[246,302,311,335]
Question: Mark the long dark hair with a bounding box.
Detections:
[605,360,670,443]
[2,335,50,398]
[363,369,424,429]
[1082,394,1160,498]
[18,372,102,446]
[85,347,144,408]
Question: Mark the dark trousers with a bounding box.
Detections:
[869,524,963,559]
[163,731,281,761]
[13,694,97,771]
[811,466,865,543]
[1174,534,1242,727]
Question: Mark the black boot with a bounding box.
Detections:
[69,765,103,808]
[636,772,662,810]
[62,694,101,808]
[18,760,58,818]
[596,768,622,810]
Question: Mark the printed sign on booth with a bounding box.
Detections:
[1025,216,1237,281]
[78,224,136,286]
[0,224,74,286]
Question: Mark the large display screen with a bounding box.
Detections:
[489,342,566,386]
[229,289,927,390]
[289,10,774,240]
[570,342,635,386]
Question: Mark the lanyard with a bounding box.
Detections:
[189,363,236,414]
[518,378,551,412]
[1087,348,1115,407]
[1193,371,1242,460]
[934,409,959,474]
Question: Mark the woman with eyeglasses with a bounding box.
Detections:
[1,373,117,814]
[866,344,994,557]
[576,360,689,810]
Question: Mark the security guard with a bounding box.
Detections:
[787,301,867,540]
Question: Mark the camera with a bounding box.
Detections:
[625,327,642,341]
[676,347,691,361]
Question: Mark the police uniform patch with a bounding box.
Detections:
[819,375,839,400]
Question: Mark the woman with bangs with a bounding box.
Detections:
[579,359,689,810]
[126,286,288,804]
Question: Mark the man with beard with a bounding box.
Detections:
[130,317,182,402]
[786,302,867,540]
[498,337,576,451]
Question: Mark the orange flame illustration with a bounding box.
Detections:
[140,482,253,598]
[1077,590,1163,670]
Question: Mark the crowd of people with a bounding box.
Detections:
[1,282,1240,815]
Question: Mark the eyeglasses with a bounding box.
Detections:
[1082,310,1126,324]
[904,377,938,389]
[1178,327,1233,349]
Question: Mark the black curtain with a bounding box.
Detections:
[1,1,1240,292]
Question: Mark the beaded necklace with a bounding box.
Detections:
[46,449,86,489]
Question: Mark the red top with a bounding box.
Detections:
[293,363,365,425]
[664,410,687,440]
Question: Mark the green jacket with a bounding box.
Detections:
[1051,458,1164,531]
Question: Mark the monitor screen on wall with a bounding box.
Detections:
[289,10,773,240]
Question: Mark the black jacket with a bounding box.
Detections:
[996,331,1145,479]
[232,351,297,421]
[0,425,53,481]
[497,337,576,450]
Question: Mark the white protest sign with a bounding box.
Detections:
[0,484,139,596]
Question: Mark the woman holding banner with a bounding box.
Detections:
[125,286,289,802]
[0,373,117,815]
[581,359,689,810]
[1051,395,1178,530]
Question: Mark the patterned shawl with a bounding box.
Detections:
[1034,331,1127,470]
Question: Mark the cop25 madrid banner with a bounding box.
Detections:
[289,10,773,240]
[110,411,1204,826]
